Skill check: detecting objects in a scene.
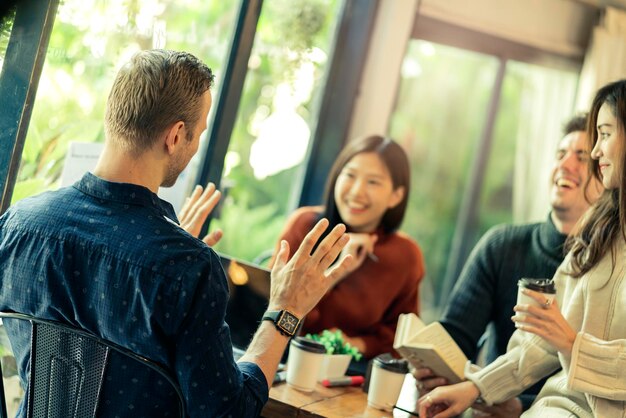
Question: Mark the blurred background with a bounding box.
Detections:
[2,0,624,322]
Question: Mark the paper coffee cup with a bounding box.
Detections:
[286,337,326,392]
[367,354,408,412]
[517,278,556,309]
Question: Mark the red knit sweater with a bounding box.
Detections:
[271,207,425,358]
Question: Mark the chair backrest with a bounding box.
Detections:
[0,312,185,418]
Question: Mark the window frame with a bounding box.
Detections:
[0,0,60,214]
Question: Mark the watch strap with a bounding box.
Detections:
[262,309,300,337]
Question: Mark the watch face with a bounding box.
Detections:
[278,311,299,335]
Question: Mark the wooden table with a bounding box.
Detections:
[261,374,419,418]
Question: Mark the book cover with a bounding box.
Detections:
[393,313,467,384]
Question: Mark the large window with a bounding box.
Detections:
[12,0,240,207]
[389,40,579,319]
[389,41,500,318]
[212,0,343,262]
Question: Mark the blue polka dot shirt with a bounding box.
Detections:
[0,172,268,417]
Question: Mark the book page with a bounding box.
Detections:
[394,316,467,383]
[393,313,425,349]
[395,344,464,384]
[407,323,466,379]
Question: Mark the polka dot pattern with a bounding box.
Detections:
[0,173,269,416]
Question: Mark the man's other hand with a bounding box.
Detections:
[178,183,223,246]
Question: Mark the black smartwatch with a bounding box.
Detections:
[262,309,301,337]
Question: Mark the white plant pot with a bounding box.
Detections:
[317,353,352,381]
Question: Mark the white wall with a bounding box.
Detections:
[347,0,420,141]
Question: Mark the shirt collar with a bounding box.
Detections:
[74,172,179,223]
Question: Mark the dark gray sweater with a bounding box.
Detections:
[440,214,566,409]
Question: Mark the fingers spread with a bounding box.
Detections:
[292,218,330,260]
[318,229,350,268]
[178,185,202,221]
[272,240,289,272]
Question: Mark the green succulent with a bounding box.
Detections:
[305,329,362,361]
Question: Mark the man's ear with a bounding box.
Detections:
[164,121,186,155]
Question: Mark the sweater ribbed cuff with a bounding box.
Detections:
[465,357,521,406]
[568,332,626,400]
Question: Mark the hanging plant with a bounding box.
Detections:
[273,0,327,81]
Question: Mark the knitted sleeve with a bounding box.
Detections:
[568,332,626,400]
[465,331,560,405]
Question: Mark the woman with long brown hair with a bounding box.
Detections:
[417,80,626,417]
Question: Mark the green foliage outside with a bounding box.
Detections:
[306,329,362,361]
[0,8,14,60]
[212,0,341,262]
[12,0,239,204]
[390,42,502,300]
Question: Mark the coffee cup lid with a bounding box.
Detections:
[373,353,408,373]
[518,278,556,294]
[290,336,327,354]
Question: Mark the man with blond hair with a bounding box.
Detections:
[0,49,352,417]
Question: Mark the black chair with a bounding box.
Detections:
[0,312,185,418]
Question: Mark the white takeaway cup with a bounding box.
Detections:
[367,354,409,412]
[286,337,327,392]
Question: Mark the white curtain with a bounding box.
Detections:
[513,67,578,223]
[576,7,626,112]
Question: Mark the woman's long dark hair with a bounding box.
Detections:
[567,80,626,277]
[317,135,410,236]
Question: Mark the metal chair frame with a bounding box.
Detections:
[0,312,185,417]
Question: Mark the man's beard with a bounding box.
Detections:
[162,154,186,188]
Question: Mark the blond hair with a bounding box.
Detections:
[104,49,214,155]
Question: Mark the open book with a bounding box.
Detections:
[393,313,467,384]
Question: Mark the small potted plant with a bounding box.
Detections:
[305,329,362,380]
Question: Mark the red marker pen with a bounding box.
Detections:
[321,375,365,387]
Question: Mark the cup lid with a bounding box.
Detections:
[373,353,408,373]
[290,336,327,354]
[518,278,556,294]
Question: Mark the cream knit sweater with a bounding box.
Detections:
[466,239,626,417]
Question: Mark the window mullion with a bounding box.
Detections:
[0,0,60,214]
